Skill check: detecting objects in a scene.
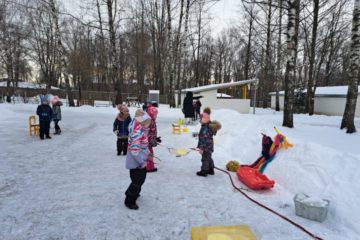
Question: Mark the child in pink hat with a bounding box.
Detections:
[146,104,161,172]
[196,107,221,177]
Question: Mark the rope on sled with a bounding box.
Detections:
[214,166,324,240]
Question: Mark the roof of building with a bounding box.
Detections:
[180,79,257,93]
[0,81,60,90]
[269,86,360,97]
[217,93,232,98]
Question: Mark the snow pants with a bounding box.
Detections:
[39,120,50,139]
[201,152,214,172]
[54,120,61,134]
[117,137,128,155]
[146,146,155,171]
[125,168,147,205]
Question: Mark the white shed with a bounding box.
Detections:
[175,79,257,113]
[269,86,360,117]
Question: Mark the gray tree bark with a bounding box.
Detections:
[340,0,360,133]
[275,0,283,111]
[283,0,300,128]
[306,0,319,115]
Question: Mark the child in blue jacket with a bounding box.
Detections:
[113,104,132,155]
[36,95,53,140]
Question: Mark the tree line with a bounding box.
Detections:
[0,0,358,132]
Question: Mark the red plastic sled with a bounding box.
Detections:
[236,167,275,190]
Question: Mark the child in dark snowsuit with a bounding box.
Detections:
[196,107,221,177]
[36,95,53,140]
[124,110,151,210]
[113,104,132,156]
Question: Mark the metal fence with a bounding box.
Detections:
[0,87,170,105]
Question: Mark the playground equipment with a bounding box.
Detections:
[191,225,256,240]
[172,124,181,134]
[29,115,40,136]
[237,127,293,190]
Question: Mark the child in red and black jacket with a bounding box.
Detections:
[196,107,221,177]
[146,104,161,172]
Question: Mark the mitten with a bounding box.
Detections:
[156,137,162,143]
[114,130,119,135]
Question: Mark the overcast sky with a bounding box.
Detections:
[62,0,240,37]
[209,0,240,36]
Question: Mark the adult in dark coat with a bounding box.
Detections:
[182,91,195,120]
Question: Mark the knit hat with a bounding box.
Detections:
[40,95,48,104]
[147,105,158,119]
[120,104,129,113]
[51,96,60,105]
[200,107,211,120]
[134,109,151,123]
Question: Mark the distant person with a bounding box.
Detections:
[192,99,197,121]
[113,104,132,156]
[194,99,202,121]
[124,110,151,210]
[51,96,63,135]
[182,91,194,124]
[36,95,53,140]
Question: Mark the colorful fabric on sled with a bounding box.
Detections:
[191,225,257,240]
[242,131,293,173]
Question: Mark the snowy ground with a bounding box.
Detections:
[1,103,359,240]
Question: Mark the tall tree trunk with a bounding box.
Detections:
[262,0,272,108]
[244,7,254,81]
[166,0,175,107]
[275,0,283,111]
[96,0,108,90]
[49,0,75,106]
[107,0,122,105]
[283,0,300,128]
[306,0,319,115]
[340,0,360,133]
[175,0,185,107]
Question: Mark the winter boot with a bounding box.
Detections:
[46,135,52,139]
[207,169,215,175]
[196,171,207,177]
[124,200,139,210]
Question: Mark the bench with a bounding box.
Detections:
[126,97,141,107]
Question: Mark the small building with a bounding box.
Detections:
[269,86,360,117]
[175,79,257,113]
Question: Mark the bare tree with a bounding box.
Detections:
[166,0,175,107]
[275,0,283,111]
[341,0,360,133]
[283,0,300,128]
[0,0,30,102]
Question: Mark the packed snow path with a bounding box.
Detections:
[1,104,359,239]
